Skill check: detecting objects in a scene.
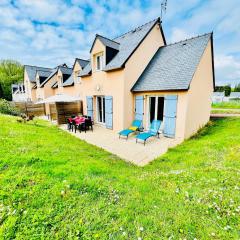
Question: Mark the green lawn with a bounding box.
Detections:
[212,100,240,109]
[0,114,240,239]
[211,109,240,114]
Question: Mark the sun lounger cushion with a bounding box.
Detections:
[136,132,154,141]
[118,129,134,136]
[129,126,138,131]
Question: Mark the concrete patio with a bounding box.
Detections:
[60,124,183,166]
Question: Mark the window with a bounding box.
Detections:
[96,54,103,71]
[149,96,164,123]
[96,96,105,124]
[58,76,63,87]
[75,71,81,83]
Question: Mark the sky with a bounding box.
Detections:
[0,0,239,86]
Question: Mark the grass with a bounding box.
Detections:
[212,100,240,109]
[211,109,240,114]
[0,114,240,239]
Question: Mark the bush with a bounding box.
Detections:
[0,99,20,116]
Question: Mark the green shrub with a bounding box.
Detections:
[0,98,20,116]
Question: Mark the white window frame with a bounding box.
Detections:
[95,53,104,71]
[58,75,63,87]
[147,95,165,130]
[75,71,81,84]
[96,96,106,124]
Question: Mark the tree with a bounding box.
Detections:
[0,60,24,100]
[215,85,231,96]
[233,83,240,92]
[224,85,231,96]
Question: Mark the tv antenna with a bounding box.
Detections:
[161,0,168,20]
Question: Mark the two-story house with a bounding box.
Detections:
[24,65,53,102]
[79,18,215,140]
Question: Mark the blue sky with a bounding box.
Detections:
[0,0,239,86]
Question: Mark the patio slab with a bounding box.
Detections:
[60,125,183,166]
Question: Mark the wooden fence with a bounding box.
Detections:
[12,102,46,116]
[13,101,82,124]
[50,101,82,124]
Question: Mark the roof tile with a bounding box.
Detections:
[132,33,212,92]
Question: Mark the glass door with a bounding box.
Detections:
[96,96,105,124]
[148,96,164,127]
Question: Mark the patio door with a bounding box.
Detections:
[96,96,105,124]
[148,96,164,126]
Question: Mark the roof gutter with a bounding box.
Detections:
[210,32,216,91]
[131,88,188,93]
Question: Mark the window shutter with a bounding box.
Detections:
[86,96,93,119]
[135,96,144,121]
[163,95,178,138]
[105,96,113,129]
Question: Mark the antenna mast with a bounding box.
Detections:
[161,0,168,20]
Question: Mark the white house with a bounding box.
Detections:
[211,92,225,103]
[11,83,27,102]
[229,92,240,101]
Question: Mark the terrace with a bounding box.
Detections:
[61,124,182,166]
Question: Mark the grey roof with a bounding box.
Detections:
[79,62,92,77]
[90,35,120,52]
[229,92,240,98]
[36,70,52,78]
[212,92,225,97]
[104,19,159,71]
[62,74,74,87]
[132,33,212,92]
[80,18,162,77]
[59,66,72,75]
[25,65,52,83]
[40,66,72,88]
[75,58,89,69]
[40,67,58,87]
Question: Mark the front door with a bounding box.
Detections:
[96,96,105,124]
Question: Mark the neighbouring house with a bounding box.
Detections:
[14,59,89,104]
[39,59,89,98]
[55,59,89,96]
[211,92,225,103]
[23,65,53,102]
[11,83,26,102]
[37,64,71,100]
[79,18,215,140]
[35,69,54,100]
[229,92,240,101]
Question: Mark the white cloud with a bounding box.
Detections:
[0,0,239,87]
[169,28,192,43]
[215,55,240,69]
[215,55,240,85]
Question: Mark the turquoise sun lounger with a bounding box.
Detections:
[136,120,161,145]
[118,120,142,140]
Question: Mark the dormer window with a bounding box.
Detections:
[58,75,63,87]
[75,71,81,83]
[96,53,103,71]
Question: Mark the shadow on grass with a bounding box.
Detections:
[190,119,226,139]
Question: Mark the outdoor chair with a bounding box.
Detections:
[135,120,161,146]
[67,118,73,131]
[79,117,93,133]
[118,120,142,140]
[71,117,85,133]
